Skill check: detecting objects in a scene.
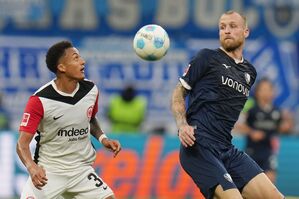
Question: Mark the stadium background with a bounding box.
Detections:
[0,0,298,198]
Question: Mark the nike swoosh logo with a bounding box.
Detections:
[53,115,63,120]
[103,186,108,190]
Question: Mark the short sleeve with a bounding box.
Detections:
[91,92,99,118]
[179,49,211,90]
[19,96,44,134]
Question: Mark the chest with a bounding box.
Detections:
[204,59,253,97]
[250,108,281,130]
[40,95,96,128]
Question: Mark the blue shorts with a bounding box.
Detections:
[179,137,262,199]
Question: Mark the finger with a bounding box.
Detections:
[186,129,196,141]
[113,146,121,157]
[109,141,117,150]
[184,135,195,146]
[34,181,43,190]
[179,136,188,147]
[114,141,121,151]
[190,134,196,141]
[40,178,48,185]
[42,176,48,181]
[180,131,194,145]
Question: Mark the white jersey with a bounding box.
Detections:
[19,79,99,173]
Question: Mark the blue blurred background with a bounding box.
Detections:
[0,0,298,198]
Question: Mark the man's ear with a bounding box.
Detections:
[57,63,66,73]
[244,27,250,38]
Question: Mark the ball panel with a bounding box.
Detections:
[154,37,164,49]
[146,55,158,61]
[145,25,156,31]
[136,39,145,49]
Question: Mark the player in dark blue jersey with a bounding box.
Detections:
[171,11,285,199]
[234,78,293,184]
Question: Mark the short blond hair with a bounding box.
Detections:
[222,10,247,28]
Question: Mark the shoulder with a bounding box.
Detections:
[194,48,216,59]
[190,48,217,68]
[79,79,98,95]
[243,60,257,76]
[79,79,96,89]
[34,81,54,97]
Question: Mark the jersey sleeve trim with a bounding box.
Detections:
[179,78,191,90]
[91,91,99,117]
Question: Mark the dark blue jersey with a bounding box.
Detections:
[180,48,257,145]
[246,102,281,154]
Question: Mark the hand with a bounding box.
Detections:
[28,164,48,190]
[102,138,121,157]
[178,124,196,147]
[249,130,265,142]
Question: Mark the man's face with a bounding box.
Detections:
[58,47,86,81]
[256,81,275,104]
[219,12,249,52]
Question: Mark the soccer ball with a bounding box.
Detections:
[133,24,170,61]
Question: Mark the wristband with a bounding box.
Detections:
[98,134,108,144]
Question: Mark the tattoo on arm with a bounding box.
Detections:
[171,82,188,129]
[90,117,104,139]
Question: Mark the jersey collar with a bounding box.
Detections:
[51,79,80,97]
[219,47,244,64]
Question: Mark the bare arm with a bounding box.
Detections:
[171,82,189,129]
[233,113,253,134]
[90,117,121,157]
[171,82,196,147]
[90,116,105,140]
[278,110,294,134]
[16,132,47,189]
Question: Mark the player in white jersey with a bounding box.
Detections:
[16,40,121,199]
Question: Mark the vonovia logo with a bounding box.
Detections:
[87,105,94,119]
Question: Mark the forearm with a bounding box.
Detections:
[90,117,105,140]
[171,83,188,129]
[234,122,253,134]
[16,141,36,171]
[279,111,294,133]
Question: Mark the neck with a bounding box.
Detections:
[54,78,78,94]
[258,99,272,109]
[220,46,243,62]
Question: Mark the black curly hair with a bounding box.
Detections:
[45,40,73,74]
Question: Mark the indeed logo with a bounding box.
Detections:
[221,76,249,97]
[57,127,89,137]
